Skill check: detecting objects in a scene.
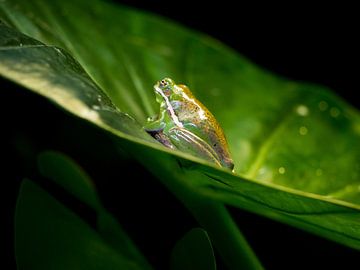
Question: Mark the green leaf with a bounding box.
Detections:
[0,20,154,145]
[36,151,153,269]
[2,0,360,252]
[38,151,102,210]
[170,228,216,270]
[15,180,145,270]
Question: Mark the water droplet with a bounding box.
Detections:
[256,166,273,182]
[299,126,308,135]
[258,167,266,175]
[92,105,100,110]
[296,105,309,116]
[330,107,340,117]
[316,168,323,176]
[318,101,328,111]
[54,47,62,55]
[19,43,23,47]
[278,167,286,174]
[97,95,102,102]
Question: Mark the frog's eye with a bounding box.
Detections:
[158,78,174,96]
[160,79,168,87]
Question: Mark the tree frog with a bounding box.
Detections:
[145,78,234,170]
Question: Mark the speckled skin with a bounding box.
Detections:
[145,78,234,170]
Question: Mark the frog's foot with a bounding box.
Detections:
[153,131,175,149]
[143,121,173,149]
[146,114,159,122]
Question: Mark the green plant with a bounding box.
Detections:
[1,0,360,269]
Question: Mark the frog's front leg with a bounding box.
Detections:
[144,106,168,132]
[144,114,175,149]
[167,127,222,167]
[144,118,166,133]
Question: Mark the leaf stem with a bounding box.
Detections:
[126,144,263,269]
[177,189,264,270]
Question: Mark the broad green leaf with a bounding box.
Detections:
[37,151,153,269]
[2,0,360,251]
[170,228,216,270]
[15,180,147,270]
[0,20,155,145]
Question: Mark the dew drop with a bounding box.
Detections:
[278,167,286,174]
[318,101,328,111]
[258,167,267,175]
[296,105,309,116]
[92,105,100,110]
[299,126,308,135]
[256,167,273,182]
[54,47,62,55]
[330,107,340,118]
[19,43,23,47]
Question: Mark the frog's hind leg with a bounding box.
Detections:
[144,119,176,149]
[168,127,222,167]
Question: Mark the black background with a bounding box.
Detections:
[118,1,359,108]
[3,1,359,269]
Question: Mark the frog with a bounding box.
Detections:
[144,78,234,170]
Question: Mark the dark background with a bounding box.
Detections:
[118,1,359,109]
[3,1,359,269]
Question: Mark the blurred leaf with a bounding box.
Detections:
[15,180,146,270]
[170,228,216,270]
[37,151,153,269]
[38,151,101,210]
[1,0,360,251]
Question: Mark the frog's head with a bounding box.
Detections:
[154,78,177,103]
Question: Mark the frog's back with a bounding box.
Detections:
[176,85,234,169]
